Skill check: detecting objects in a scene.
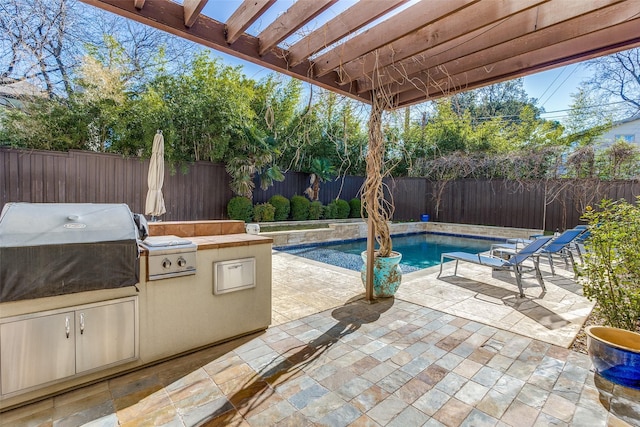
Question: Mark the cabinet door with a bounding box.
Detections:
[1,311,76,395]
[75,299,136,373]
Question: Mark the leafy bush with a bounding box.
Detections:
[349,198,362,218]
[290,195,310,221]
[324,201,338,219]
[335,199,350,219]
[308,201,324,220]
[268,195,290,221]
[253,203,275,222]
[580,197,640,331]
[227,196,253,222]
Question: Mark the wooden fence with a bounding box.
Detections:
[2,148,639,230]
[1,148,233,220]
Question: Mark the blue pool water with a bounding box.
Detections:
[278,233,503,273]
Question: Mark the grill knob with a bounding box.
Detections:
[162,258,172,269]
[177,257,186,267]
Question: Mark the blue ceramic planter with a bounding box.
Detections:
[360,251,402,298]
[586,325,640,390]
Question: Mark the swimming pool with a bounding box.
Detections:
[277,232,504,273]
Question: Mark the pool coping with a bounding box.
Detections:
[264,221,543,248]
[273,230,507,251]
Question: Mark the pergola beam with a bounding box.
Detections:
[81,0,371,105]
[226,0,275,45]
[312,0,482,78]
[355,0,625,93]
[287,0,408,67]
[82,0,640,110]
[257,0,337,56]
[338,0,548,86]
[376,8,639,100]
[183,0,208,28]
[395,20,640,107]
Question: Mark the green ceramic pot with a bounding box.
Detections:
[360,251,402,298]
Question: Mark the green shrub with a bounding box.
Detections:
[335,199,350,219]
[253,202,275,222]
[290,195,310,220]
[324,201,338,219]
[349,198,362,218]
[227,196,253,222]
[580,197,640,331]
[309,201,324,220]
[268,195,290,221]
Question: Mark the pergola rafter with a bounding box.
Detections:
[355,0,631,93]
[334,0,548,85]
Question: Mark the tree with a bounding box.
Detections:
[422,99,471,155]
[563,87,612,148]
[0,0,82,97]
[597,140,640,180]
[277,89,368,177]
[304,158,336,201]
[132,52,257,164]
[582,48,640,119]
[225,127,284,199]
[451,79,542,125]
[0,0,197,98]
[0,49,130,152]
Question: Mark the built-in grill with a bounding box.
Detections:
[139,235,197,281]
[0,203,141,302]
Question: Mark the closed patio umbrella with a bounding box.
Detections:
[145,130,166,221]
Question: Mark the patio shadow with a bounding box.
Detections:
[199,297,395,425]
[438,275,571,330]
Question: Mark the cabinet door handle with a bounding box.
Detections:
[65,316,70,338]
[79,313,85,335]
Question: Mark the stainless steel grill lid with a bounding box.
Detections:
[0,203,140,302]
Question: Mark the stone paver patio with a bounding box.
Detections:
[1,250,633,426]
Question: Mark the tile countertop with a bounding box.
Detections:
[189,233,273,250]
[138,234,272,253]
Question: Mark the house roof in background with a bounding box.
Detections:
[81,0,640,109]
[616,112,640,125]
[0,78,45,99]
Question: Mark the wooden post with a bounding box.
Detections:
[366,203,375,303]
[364,90,385,303]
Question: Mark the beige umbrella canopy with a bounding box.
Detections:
[145,130,166,221]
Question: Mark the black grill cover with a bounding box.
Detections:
[0,203,139,302]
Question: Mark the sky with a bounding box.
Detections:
[522,65,592,121]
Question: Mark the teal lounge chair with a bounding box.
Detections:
[438,236,552,297]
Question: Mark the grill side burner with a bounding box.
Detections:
[140,235,197,281]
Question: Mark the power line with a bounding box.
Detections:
[468,101,629,122]
[537,66,569,106]
[539,65,579,108]
[539,100,628,115]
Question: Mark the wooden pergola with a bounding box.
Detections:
[80,0,640,108]
[81,0,640,301]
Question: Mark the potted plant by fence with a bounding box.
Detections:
[359,91,402,299]
[579,197,640,422]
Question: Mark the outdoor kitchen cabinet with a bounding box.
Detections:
[0,296,138,397]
